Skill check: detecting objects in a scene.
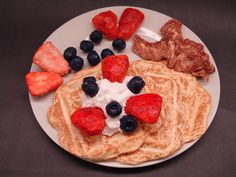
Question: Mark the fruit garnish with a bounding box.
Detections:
[25,72,63,96]
[92,10,118,40]
[112,39,126,51]
[82,77,99,97]
[89,30,103,44]
[33,41,69,76]
[120,115,138,132]
[71,107,105,136]
[125,93,162,123]
[127,76,145,94]
[80,40,94,53]
[69,56,84,71]
[83,76,96,83]
[101,55,129,83]
[105,101,122,118]
[63,47,77,63]
[118,8,144,41]
[101,48,114,59]
[87,50,101,66]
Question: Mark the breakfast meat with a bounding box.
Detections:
[132,35,167,61]
[132,19,215,80]
[160,19,183,40]
[167,38,215,79]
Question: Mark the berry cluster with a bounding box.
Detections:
[80,72,148,133]
[63,30,126,72]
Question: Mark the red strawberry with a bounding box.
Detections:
[101,55,129,83]
[125,93,162,123]
[118,8,144,41]
[71,107,105,136]
[33,41,69,76]
[25,72,63,96]
[92,11,118,40]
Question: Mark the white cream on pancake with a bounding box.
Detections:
[81,76,134,136]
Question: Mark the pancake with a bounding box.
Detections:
[48,64,147,161]
[48,60,211,164]
[115,60,211,164]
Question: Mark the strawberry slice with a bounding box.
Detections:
[125,93,162,123]
[118,8,144,41]
[71,107,105,136]
[101,55,129,83]
[33,41,69,76]
[92,11,118,40]
[25,72,63,96]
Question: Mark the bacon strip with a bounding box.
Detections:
[132,19,215,81]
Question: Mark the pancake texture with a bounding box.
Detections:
[48,64,147,161]
[48,60,211,165]
[115,60,211,164]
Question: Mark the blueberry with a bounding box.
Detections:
[87,50,101,66]
[80,40,94,52]
[89,30,103,44]
[127,76,145,94]
[120,115,138,132]
[106,101,122,117]
[101,48,114,59]
[112,39,126,51]
[82,79,99,97]
[83,76,96,83]
[63,47,77,63]
[69,56,84,71]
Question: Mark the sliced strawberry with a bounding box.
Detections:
[118,8,144,41]
[33,41,69,76]
[125,93,162,123]
[92,10,118,40]
[101,55,129,83]
[71,107,105,136]
[25,72,63,96]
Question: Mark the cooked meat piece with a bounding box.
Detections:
[132,19,183,62]
[132,35,167,61]
[132,19,215,81]
[160,19,183,41]
[132,35,181,62]
[167,39,215,80]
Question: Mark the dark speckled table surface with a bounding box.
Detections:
[0,0,236,177]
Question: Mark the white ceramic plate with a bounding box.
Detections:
[29,6,220,168]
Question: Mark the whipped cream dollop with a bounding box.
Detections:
[81,77,134,136]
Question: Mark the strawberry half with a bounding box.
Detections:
[71,107,105,136]
[125,93,162,123]
[101,55,129,83]
[92,11,118,40]
[25,72,63,96]
[33,41,69,76]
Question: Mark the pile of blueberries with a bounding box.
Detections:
[63,30,126,71]
[81,75,145,133]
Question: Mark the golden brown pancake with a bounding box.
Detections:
[115,60,211,164]
[48,64,147,161]
[48,60,211,165]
